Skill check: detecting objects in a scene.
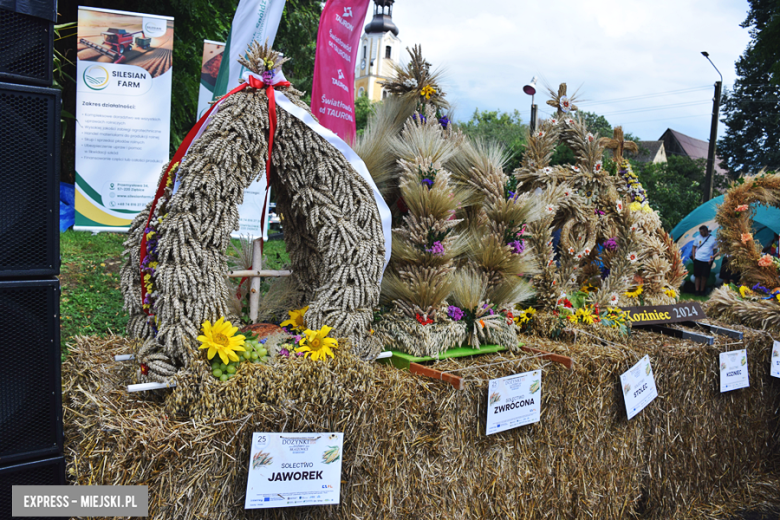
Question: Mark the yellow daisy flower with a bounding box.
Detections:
[280,306,309,331]
[197,317,246,365]
[296,326,338,361]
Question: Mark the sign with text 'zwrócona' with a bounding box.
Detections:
[245,432,344,509]
[620,302,706,326]
[486,370,541,435]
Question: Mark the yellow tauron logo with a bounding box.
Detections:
[84,65,109,90]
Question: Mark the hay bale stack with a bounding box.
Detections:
[63,327,780,519]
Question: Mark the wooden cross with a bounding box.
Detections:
[546,83,578,114]
[598,126,638,163]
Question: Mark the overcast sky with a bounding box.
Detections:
[364,0,752,142]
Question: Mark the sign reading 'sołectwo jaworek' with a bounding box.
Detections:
[75,7,173,232]
[486,370,541,435]
[245,432,344,509]
[620,302,705,326]
[620,355,658,420]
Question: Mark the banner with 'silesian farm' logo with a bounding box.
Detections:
[310,0,371,144]
[75,7,173,232]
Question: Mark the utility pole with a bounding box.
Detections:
[704,81,722,201]
[701,52,722,202]
[530,103,538,133]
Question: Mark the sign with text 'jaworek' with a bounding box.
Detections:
[620,302,706,326]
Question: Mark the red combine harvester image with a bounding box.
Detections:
[79,28,152,64]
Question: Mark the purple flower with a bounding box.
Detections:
[262,69,275,84]
[752,283,769,294]
[439,116,450,129]
[421,178,434,187]
[510,240,525,254]
[259,338,267,344]
[594,208,605,216]
[488,308,495,315]
[603,237,618,251]
[448,305,464,321]
[426,241,445,255]
[280,348,290,357]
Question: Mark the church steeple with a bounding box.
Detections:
[364,0,399,36]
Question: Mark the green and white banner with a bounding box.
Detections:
[74,7,174,232]
[211,0,286,100]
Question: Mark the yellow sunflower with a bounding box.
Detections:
[197,317,246,364]
[296,326,338,361]
[280,306,309,331]
[624,285,643,298]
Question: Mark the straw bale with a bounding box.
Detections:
[63,326,779,519]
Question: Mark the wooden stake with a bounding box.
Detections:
[520,345,574,370]
[409,362,465,390]
[249,238,263,323]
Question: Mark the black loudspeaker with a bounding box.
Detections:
[0,456,66,519]
[0,6,54,87]
[0,82,60,279]
[0,279,62,467]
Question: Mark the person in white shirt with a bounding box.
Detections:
[691,225,718,295]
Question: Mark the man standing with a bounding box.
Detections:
[692,225,718,296]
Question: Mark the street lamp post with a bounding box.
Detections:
[523,77,538,132]
[701,51,723,202]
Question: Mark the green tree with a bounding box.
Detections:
[459,109,528,171]
[718,0,780,177]
[355,96,376,136]
[636,156,727,230]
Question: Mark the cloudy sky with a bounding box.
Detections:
[363,0,752,142]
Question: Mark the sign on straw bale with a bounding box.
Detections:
[62,327,780,520]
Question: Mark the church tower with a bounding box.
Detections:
[354,0,402,102]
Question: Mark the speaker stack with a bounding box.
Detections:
[0,0,66,514]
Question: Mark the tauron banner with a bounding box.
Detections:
[74,7,173,232]
[211,0,286,100]
[197,40,225,119]
[310,0,371,144]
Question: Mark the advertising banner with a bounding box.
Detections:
[211,0,287,100]
[245,432,344,509]
[197,40,225,119]
[310,0,371,143]
[74,7,174,232]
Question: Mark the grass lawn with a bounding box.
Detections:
[59,230,289,355]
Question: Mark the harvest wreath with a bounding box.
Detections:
[707,172,780,333]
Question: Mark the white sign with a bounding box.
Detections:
[486,370,541,435]
[720,349,749,392]
[772,341,780,379]
[620,355,658,420]
[75,7,174,232]
[245,432,343,509]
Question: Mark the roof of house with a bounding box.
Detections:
[631,140,664,163]
[660,128,728,176]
